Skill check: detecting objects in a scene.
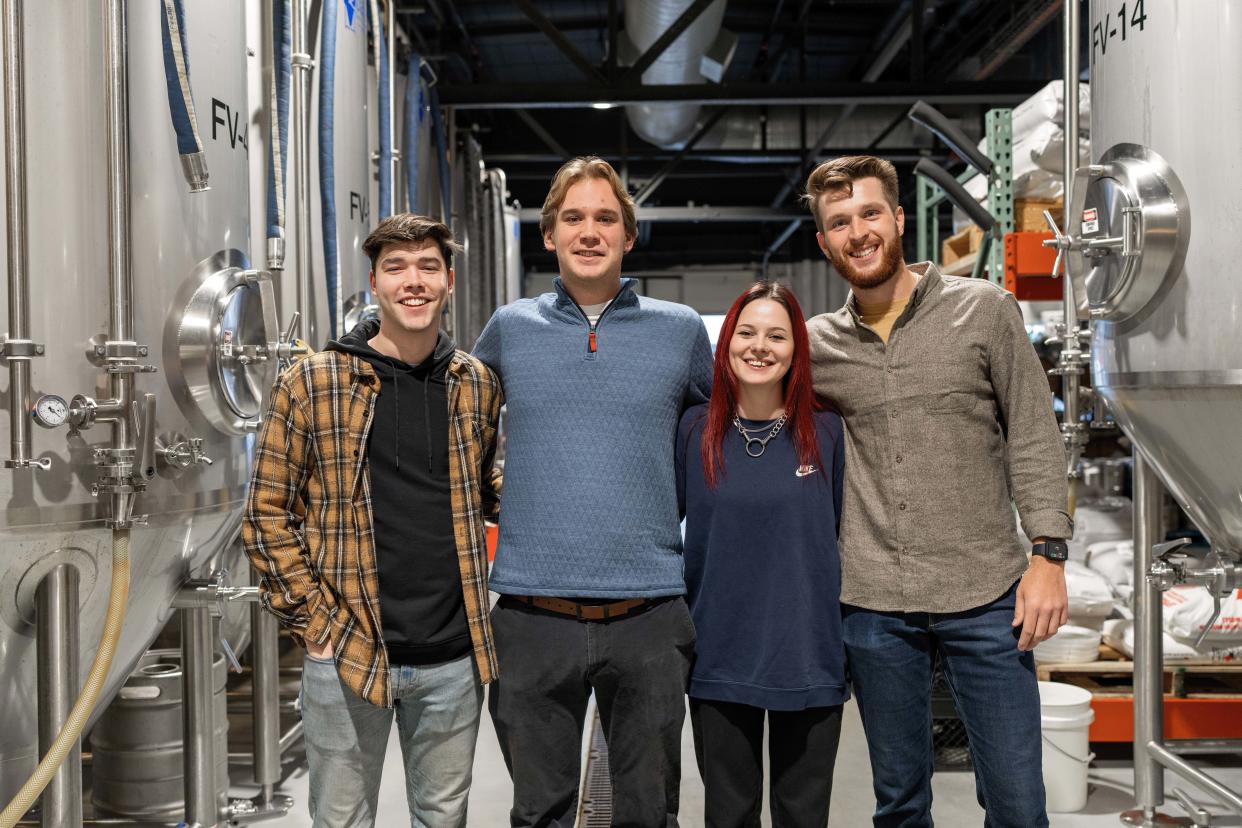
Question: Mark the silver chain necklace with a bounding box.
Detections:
[732,413,788,458]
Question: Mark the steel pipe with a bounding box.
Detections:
[2,0,34,468]
[1133,450,1166,815]
[1166,739,1242,756]
[1147,741,1242,817]
[1056,0,1088,484]
[290,0,317,346]
[1062,0,1079,328]
[36,565,82,828]
[250,604,281,800]
[181,605,220,828]
[385,0,399,217]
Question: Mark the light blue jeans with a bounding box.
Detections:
[300,652,483,828]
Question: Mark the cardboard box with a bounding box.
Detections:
[1015,198,1062,233]
[941,224,985,267]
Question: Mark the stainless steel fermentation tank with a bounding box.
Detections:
[1080,0,1242,559]
[1064,1,1242,822]
[310,0,372,341]
[0,0,280,808]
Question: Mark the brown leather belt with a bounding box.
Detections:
[504,595,657,621]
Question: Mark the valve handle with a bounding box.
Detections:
[1153,536,1193,561]
[133,393,157,482]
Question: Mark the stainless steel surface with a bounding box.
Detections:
[1076,145,1190,326]
[1062,0,1079,328]
[0,0,257,801]
[1088,0,1242,557]
[624,0,728,148]
[1148,742,1242,817]
[171,256,279,435]
[290,0,316,346]
[1134,450,1166,813]
[249,604,279,789]
[91,648,227,822]
[1054,0,1088,484]
[35,564,81,828]
[1120,810,1193,827]
[384,0,398,218]
[2,0,36,469]
[1095,371,1242,390]
[278,719,304,754]
[1167,741,1242,756]
[310,0,371,337]
[182,605,223,828]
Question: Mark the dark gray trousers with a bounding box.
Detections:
[488,596,696,828]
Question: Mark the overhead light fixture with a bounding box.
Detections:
[592,102,613,110]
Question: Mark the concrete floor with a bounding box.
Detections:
[246,693,1242,827]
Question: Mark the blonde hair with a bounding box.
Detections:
[802,155,900,234]
[539,156,637,239]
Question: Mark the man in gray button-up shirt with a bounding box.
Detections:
[804,155,1073,827]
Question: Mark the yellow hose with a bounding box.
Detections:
[0,528,131,828]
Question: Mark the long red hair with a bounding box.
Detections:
[701,282,823,488]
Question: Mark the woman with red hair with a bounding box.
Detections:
[675,281,847,826]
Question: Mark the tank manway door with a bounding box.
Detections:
[1065,143,1190,326]
[172,251,281,435]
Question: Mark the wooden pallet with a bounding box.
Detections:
[1037,646,1242,742]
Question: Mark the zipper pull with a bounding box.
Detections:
[588,329,597,354]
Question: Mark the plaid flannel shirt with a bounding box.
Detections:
[243,347,502,707]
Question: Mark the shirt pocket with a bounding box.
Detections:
[925,390,977,413]
[916,362,982,414]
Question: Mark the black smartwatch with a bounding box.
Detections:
[1031,539,1069,562]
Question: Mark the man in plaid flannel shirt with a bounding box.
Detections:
[244,214,502,827]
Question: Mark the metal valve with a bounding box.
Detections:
[275,311,311,371]
[1148,539,1242,648]
[173,570,261,673]
[160,436,214,469]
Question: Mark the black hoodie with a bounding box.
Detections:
[327,319,471,666]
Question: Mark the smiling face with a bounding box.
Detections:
[544,176,635,303]
[369,240,455,338]
[815,176,906,290]
[728,298,795,396]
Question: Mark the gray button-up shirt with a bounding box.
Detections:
[807,262,1073,613]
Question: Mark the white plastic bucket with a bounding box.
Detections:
[1038,680,1096,812]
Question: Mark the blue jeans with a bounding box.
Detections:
[299,652,483,828]
[842,583,1047,828]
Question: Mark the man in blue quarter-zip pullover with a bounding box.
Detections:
[473,156,713,828]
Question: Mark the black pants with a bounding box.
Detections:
[489,596,696,828]
[690,698,843,828]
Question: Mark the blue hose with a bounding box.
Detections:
[160,0,209,192]
[319,0,339,336]
[266,0,291,264]
[377,9,392,220]
[403,53,425,213]
[429,83,451,222]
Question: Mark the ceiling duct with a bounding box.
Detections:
[624,0,728,148]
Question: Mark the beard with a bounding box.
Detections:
[828,232,905,290]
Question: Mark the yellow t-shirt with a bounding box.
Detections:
[857,297,910,345]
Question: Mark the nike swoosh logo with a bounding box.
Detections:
[795,465,817,478]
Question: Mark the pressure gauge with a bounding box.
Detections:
[32,394,69,428]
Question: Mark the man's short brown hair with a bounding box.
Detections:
[801,155,900,234]
[539,156,637,240]
[361,213,463,271]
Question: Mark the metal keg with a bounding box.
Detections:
[90,648,229,821]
